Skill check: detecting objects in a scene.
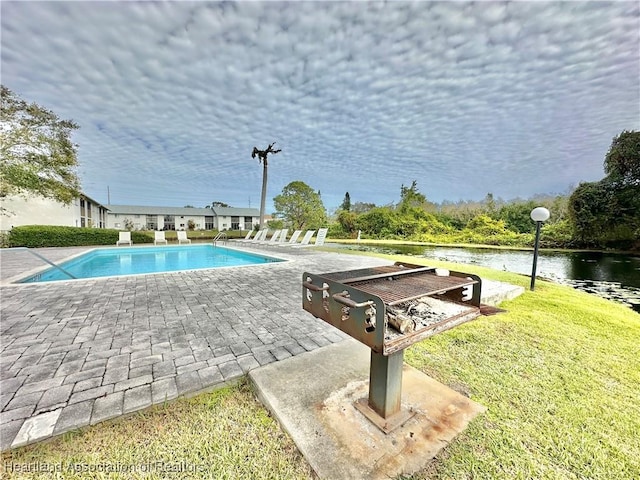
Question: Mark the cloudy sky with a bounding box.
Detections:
[2,1,638,212]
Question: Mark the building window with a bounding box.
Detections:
[146,215,157,230]
[115,223,121,228]
[205,216,213,230]
[163,215,175,230]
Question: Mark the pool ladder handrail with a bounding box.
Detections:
[9,247,77,280]
[212,232,227,246]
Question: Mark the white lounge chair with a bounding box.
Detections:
[255,229,281,245]
[288,230,315,247]
[237,230,261,243]
[265,229,289,247]
[278,229,288,242]
[287,230,303,244]
[154,231,167,245]
[313,228,328,247]
[116,231,132,246]
[177,231,191,244]
[292,228,328,248]
[254,229,267,240]
[244,229,267,243]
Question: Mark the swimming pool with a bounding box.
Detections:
[20,245,284,283]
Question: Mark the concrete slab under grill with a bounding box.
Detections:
[249,338,486,480]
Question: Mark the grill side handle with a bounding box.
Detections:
[332,293,374,309]
[302,281,328,292]
[302,272,387,353]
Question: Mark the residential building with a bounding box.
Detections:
[0,194,108,231]
[106,205,260,231]
[0,197,261,232]
[211,207,261,231]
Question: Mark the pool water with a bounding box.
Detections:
[21,245,283,283]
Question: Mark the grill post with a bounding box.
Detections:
[303,264,484,433]
[368,350,403,418]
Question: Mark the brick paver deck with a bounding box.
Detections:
[0,244,391,450]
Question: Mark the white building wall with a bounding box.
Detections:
[213,215,259,231]
[216,216,227,230]
[104,209,258,231]
[106,214,126,230]
[106,214,149,230]
[175,216,205,231]
[106,213,208,230]
[0,195,78,231]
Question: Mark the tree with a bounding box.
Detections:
[398,181,427,212]
[568,130,640,249]
[604,130,640,186]
[352,202,376,214]
[273,181,326,230]
[1,85,80,210]
[483,193,498,218]
[209,201,231,208]
[568,181,613,244]
[465,214,509,236]
[123,218,134,231]
[498,200,538,234]
[337,209,357,235]
[357,207,401,238]
[340,192,351,211]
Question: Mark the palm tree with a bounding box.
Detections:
[251,142,281,228]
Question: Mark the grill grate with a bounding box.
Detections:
[349,274,476,305]
[321,265,411,282]
[302,263,482,354]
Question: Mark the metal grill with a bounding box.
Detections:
[348,275,477,305]
[302,262,483,433]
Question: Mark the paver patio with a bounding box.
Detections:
[0,244,391,451]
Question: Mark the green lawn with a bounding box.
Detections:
[1,382,312,480]
[2,252,638,479]
[396,257,640,479]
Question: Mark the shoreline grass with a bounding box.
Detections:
[326,238,638,255]
[2,251,638,479]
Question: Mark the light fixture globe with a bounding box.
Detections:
[530,207,550,222]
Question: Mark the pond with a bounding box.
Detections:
[339,243,640,313]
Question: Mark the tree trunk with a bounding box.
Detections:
[260,160,268,228]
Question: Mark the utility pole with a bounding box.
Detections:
[250,142,281,228]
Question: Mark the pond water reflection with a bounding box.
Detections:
[340,243,640,312]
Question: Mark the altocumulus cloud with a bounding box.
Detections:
[1,1,638,209]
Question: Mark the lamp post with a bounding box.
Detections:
[530,207,550,291]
